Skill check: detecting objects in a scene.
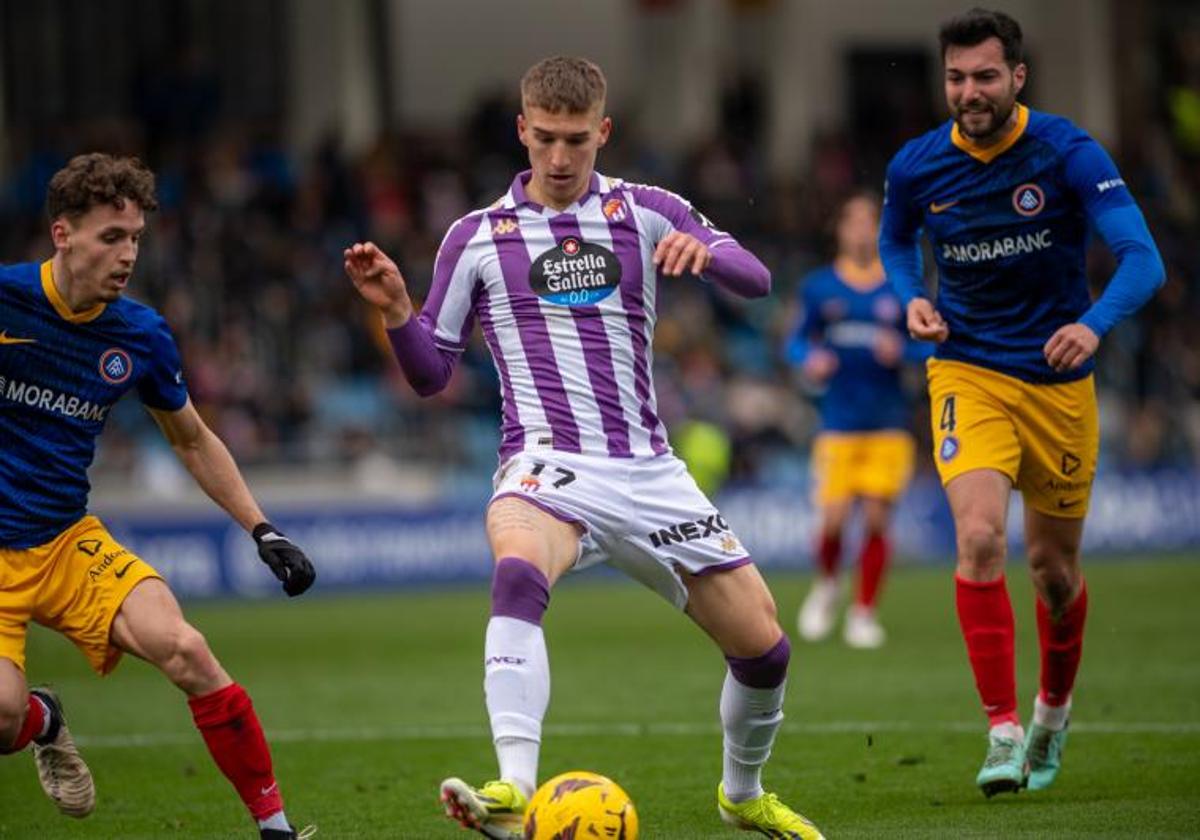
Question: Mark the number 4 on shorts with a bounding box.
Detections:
[940,395,956,433]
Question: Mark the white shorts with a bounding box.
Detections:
[491,450,752,609]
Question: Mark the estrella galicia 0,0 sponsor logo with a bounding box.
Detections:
[529,237,622,306]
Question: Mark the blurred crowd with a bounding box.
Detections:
[2,38,1199,496]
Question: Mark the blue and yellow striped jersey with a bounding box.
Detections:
[0,261,188,548]
[880,104,1158,384]
[787,259,929,432]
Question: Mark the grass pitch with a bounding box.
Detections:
[1,556,1197,838]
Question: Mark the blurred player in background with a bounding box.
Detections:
[880,9,1164,797]
[0,154,316,838]
[347,56,824,839]
[788,190,928,649]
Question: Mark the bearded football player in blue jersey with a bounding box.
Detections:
[0,154,315,838]
[880,10,1164,797]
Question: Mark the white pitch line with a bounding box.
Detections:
[73,719,1200,749]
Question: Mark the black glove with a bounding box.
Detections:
[252,522,316,597]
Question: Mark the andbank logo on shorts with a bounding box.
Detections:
[529,237,621,306]
[86,547,131,582]
[648,514,733,548]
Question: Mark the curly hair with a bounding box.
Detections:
[939,8,1024,67]
[46,153,158,221]
[520,56,607,114]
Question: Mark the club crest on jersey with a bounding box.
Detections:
[940,435,960,463]
[492,217,519,236]
[1012,183,1045,217]
[602,198,628,223]
[529,237,622,307]
[98,348,133,385]
[519,474,541,493]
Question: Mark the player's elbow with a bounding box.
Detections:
[746,262,772,298]
[410,378,448,398]
[1150,249,1167,292]
[405,369,452,398]
[728,256,772,299]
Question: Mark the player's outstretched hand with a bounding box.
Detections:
[906,298,949,343]
[653,232,712,277]
[1044,323,1099,373]
[344,241,413,327]
[253,522,316,597]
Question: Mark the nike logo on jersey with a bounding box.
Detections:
[928,199,959,214]
[114,560,139,579]
[0,330,37,345]
[1057,498,1083,510]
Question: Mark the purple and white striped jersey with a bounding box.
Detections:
[389,170,769,463]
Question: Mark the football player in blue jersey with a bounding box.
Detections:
[879,9,1164,797]
[0,154,315,838]
[788,191,929,650]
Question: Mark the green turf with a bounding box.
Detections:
[1,556,1198,838]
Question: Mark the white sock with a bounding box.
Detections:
[485,616,549,798]
[720,670,786,803]
[989,721,1025,742]
[1032,694,1071,731]
[257,811,290,832]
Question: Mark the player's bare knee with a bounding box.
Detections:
[161,624,220,689]
[1030,564,1079,613]
[957,519,1006,574]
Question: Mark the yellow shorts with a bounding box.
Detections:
[926,359,1099,518]
[0,516,161,675]
[811,431,916,506]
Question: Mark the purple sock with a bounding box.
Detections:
[725,635,790,689]
[491,557,550,625]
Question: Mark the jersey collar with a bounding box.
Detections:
[951,103,1029,164]
[833,256,885,290]
[41,260,107,323]
[505,170,603,212]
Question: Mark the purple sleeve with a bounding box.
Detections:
[386,318,459,397]
[705,245,771,298]
[627,184,771,298]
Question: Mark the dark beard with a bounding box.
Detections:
[956,100,1015,140]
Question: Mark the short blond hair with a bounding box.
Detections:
[520,56,607,114]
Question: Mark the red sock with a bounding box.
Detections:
[856,533,889,607]
[1037,580,1088,707]
[1,693,47,754]
[816,532,841,577]
[955,575,1019,727]
[188,683,283,820]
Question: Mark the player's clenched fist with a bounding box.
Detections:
[344,241,413,327]
[906,298,950,343]
[1043,323,1099,373]
[652,231,712,277]
[252,522,316,597]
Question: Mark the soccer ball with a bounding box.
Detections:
[523,770,638,839]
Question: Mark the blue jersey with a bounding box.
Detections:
[786,260,928,432]
[0,261,188,548]
[880,104,1163,384]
